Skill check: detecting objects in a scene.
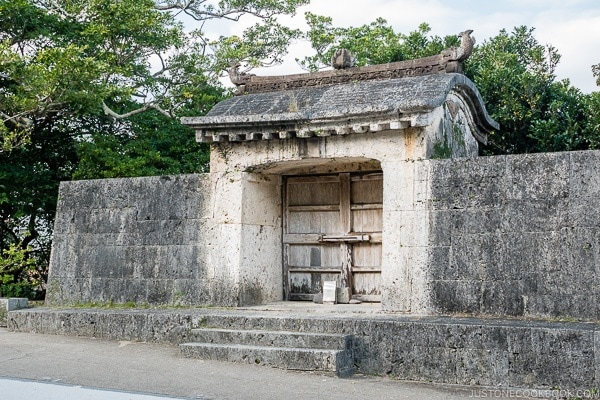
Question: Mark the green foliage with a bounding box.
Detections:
[301,19,599,155]
[1,0,307,150]
[0,113,78,299]
[593,63,600,87]
[527,82,589,151]
[0,244,40,298]
[299,18,458,71]
[155,0,308,20]
[0,0,305,300]
[73,110,213,179]
[464,26,598,154]
[211,18,304,72]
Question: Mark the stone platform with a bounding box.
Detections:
[0,297,28,327]
[7,303,599,391]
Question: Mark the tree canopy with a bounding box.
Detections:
[299,19,458,71]
[464,26,600,154]
[0,0,307,298]
[0,0,308,150]
[1,3,599,298]
[299,18,600,155]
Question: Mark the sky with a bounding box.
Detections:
[212,0,600,93]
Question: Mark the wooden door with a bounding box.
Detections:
[283,172,382,302]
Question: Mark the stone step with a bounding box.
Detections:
[188,328,353,350]
[179,342,355,377]
[196,314,347,333]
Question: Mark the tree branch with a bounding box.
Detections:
[1,110,33,129]
[153,0,282,22]
[102,101,172,119]
[20,213,39,250]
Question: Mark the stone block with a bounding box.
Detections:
[428,246,452,279]
[567,199,600,227]
[569,151,600,198]
[428,211,453,246]
[382,161,430,211]
[381,246,430,312]
[431,157,511,210]
[0,298,28,327]
[508,152,570,201]
[431,280,480,314]
[504,198,569,232]
[481,281,525,316]
[241,173,281,227]
[383,210,429,247]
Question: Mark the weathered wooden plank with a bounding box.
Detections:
[351,174,383,204]
[351,173,384,181]
[287,179,339,206]
[288,293,314,301]
[340,173,351,234]
[321,234,370,242]
[287,211,340,234]
[287,175,340,183]
[283,243,290,300]
[352,209,383,232]
[370,232,383,242]
[288,267,342,273]
[350,204,383,211]
[283,233,322,244]
[352,271,381,297]
[286,205,340,212]
[353,243,382,268]
[351,267,382,272]
[288,244,340,268]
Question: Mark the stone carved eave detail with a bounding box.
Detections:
[190,112,424,143]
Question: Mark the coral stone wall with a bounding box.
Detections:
[46,150,600,320]
[428,151,600,319]
[46,174,219,306]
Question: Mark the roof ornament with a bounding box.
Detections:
[227,62,255,89]
[441,29,475,73]
[331,49,357,70]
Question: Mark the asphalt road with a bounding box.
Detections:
[0,328,534,400]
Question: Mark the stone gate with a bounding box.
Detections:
[16,35,600,391]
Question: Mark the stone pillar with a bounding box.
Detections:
[380,159,432,313]
[210,170,282,306]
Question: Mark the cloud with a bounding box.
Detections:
[535,14,600,92]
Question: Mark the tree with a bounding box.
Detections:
[73,109,215,179]
[0,112,78,298]
[0,0,308,150]
[300,20,599,155]
[299,17,458,71]
[0,0,308,298]
[463,26,587,154]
